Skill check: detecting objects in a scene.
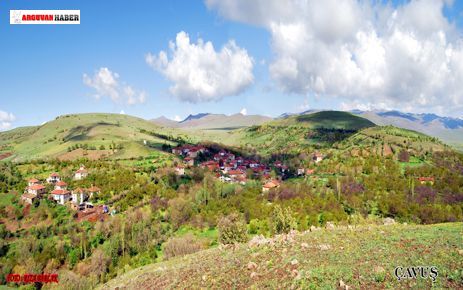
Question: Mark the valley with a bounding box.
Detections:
[0,110,461,289]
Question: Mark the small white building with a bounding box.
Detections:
[74,166,88,180]
[50,189,71,205]
[72,188,88,205]
[175,166,185,176]
[27,184,46,196]
[28,178,40,187]
[54,181,68,190]
[46,173,61,184]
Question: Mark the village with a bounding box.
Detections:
[171,144,325,192]
[20,165,110,222]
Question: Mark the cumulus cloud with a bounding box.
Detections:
[0,110,16,131]
[240,108,247,115]
[173,115,182,122]
[83,67,147,105]
[206,0,463,116]
[146,31,254,103]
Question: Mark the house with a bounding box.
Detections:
[50,189,71,205]
[54,181,68,190]
[187,149,199,158]
[175,165,185,176]
[27,184,46,196]
[28,178,40,187]
[228,169,245,179]
[172,147,183,155]
[87,186,101,199]
[72,188,88,205]
[262,180,280,192]
[74,166,88,180]
[21,193,38,204]
[418,177,435,185]
[313,152,324,163]
[46,172,60,184]
[297,168,305,176]
[184,157,194,167]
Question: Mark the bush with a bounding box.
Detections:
[271,205,297,234]
[218,213,248,244]
[163,234,203,260]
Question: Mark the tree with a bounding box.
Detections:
[218,213,248,244]
[271,205,297,234]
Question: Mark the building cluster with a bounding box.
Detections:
[21,165,102,212]
[172,145,323,191]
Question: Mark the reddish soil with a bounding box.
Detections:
[0,152,12,160]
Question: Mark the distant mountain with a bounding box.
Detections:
[180,113,211,123]
[152,113,272,130]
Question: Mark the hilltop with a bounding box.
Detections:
[224,111,376,155]
[335,126,449,158]
[152,113,272,130]
[0,113,191,162]
[355,110,463,151]
[101,222,463,289]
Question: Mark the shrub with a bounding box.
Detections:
[271,205,297,234]
[163,234,203,260]
[218,213,248,244]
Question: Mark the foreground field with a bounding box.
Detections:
[101,222,463,289]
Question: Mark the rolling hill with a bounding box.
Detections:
[0,113,191,162]
[353,111,463,151]
[223,111,377,155]
[152,113,272,130]
[100,222,463,289]
[334,125,449,158]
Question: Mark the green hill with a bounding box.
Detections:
[335,125,449,158]
[100,222,463,289]
[276,111,375,130]
[0,113,193,162]
[222,111,376,155]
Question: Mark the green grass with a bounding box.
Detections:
[0,192,16,207]
[0,113,185,161]
[100,222,463,289]
[294,111,375,130]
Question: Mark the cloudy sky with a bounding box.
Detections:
[1,0,463,130]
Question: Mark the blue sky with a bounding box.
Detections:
[1,0,462,129]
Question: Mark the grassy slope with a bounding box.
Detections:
[0,113,189,161]
[218,111,376,155]
[101,223,463,289]
[337,126,449,156]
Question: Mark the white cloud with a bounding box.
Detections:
[173,115,182,121]
[207,0,463,117]
[240,108,247,115]
[83,67,147,105]
[146,31,254,103]
[0,110,16,131]
[119,110,125,115]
